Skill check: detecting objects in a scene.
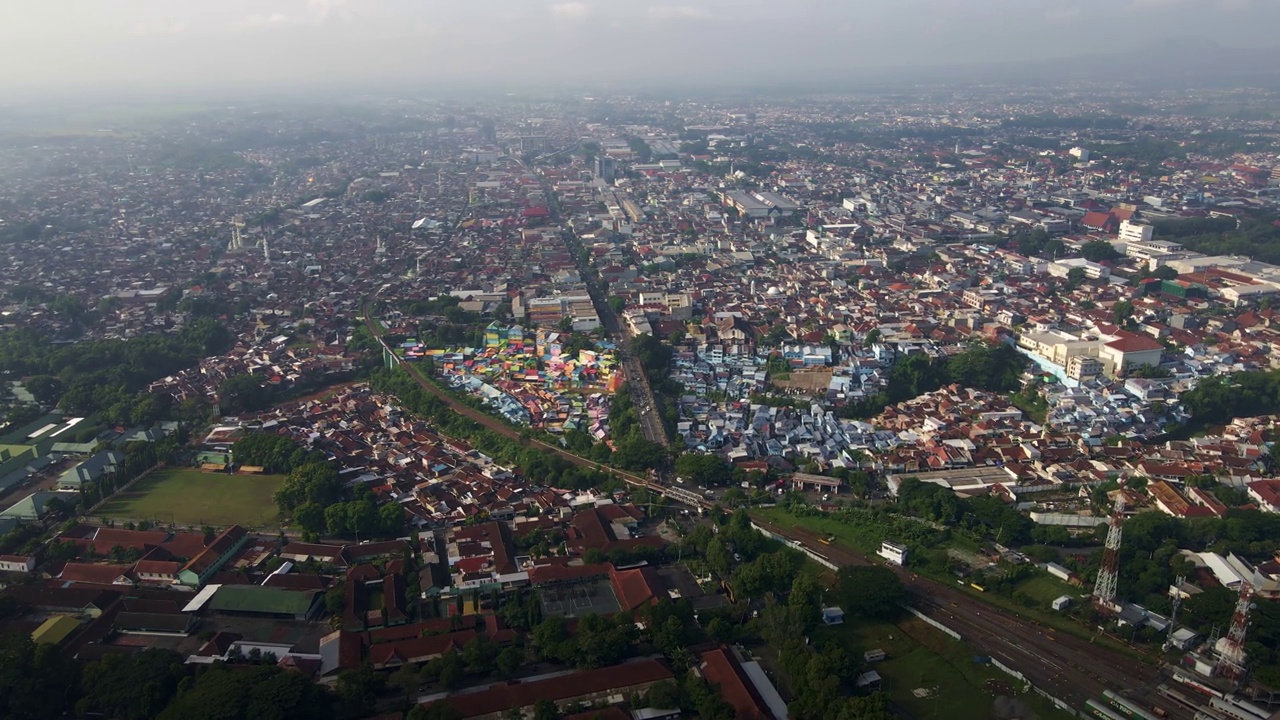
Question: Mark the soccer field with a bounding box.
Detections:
[98,467,285,529]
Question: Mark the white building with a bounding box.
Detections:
[1118,220,1154,245]
[1049,258,1111,280]
[1099,335,1164,376]
[0,555,35,573]
[877,540,908,566]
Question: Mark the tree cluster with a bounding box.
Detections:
[0,641,336,720]
[674,453,732,487]
[1154,212,1280,264]
[232,432,325,474]
[1181,371,1280,428]
[840,341,1027,419]
[0,318,233,422]
[371,368,616,489]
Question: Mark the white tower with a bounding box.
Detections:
[228,215,246,251]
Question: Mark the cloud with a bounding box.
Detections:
[1130,0,1250,7]
[307,0,352,21]
[550,2,592,18]
[131,21,189,36]
[647,5,711,20]
[241,13,294,27]
[1044,6,1081,24]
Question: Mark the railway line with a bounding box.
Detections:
[750,516,1193,719]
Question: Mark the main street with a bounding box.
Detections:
[525,161,671,450]
[749,516,1190,720]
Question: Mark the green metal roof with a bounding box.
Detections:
[32,615,81,645]
[207,585,319,616]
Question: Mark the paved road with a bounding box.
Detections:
[749,516,1190,719]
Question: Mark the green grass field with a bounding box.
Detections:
[98,467,285,529]
[1015,575,1082,607]
[824,618,1075,720]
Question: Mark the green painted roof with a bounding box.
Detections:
[32,615,81,645]
[208,585,319,616]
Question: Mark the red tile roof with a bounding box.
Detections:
[610,566,664,612]
[58,563,134,586]
[424,659,672,718]
[1104,335,1163,353]
[698,647,771,720]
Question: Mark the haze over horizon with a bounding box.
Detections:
[3,0,1280,99]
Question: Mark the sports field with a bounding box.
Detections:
[98,467,285,528]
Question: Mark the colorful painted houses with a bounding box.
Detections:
[401,324,618,437]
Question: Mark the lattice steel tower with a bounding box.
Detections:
[1093,494,1126,611]
[1215,582,1255,684]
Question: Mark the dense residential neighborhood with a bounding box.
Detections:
[2,81,1280,720]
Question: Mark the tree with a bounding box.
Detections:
[1112,300,1135,326]
[295,502,326,534]
[837,694,895,720]
[495,646,523,678]
[276,461,343,512]
[0,633,80,719]
[1080,240,1121,263]
[157,663,332,720]
[23,375,62,406]
[675,454,732,487]
[837,566,905,620]
[325,504,351,535]
[76,649,187,719]
[218,373,271,414]
[388,664,421,700]
[347,497,379,538]
[645,679,682,709]
[335,665,385,717]
[533,698,561,720]
[379,502,405,535]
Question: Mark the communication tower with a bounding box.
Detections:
[1093,494,1126,611]
[1168,575,1186,642]
[1214,582,1255,684]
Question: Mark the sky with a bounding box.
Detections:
[1,0,1279,99]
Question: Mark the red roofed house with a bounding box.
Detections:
[420,658,673,719]
[368,629,477,670]
[57,562,135,587]
[1082,211,1119,234]
[1247,479,1280,513]
[566,507,664,558]
[696,646,786,720]
[609,565,666,612]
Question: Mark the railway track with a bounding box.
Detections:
[750,516,1188,717]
